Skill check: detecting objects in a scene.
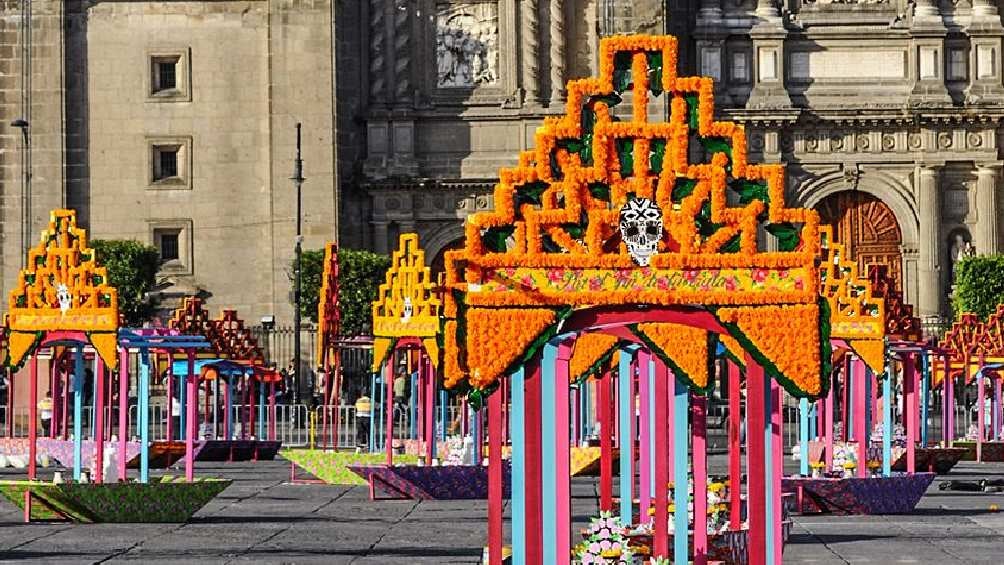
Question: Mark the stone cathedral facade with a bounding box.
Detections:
[339,0,1004,329]
[4,1,1004,328]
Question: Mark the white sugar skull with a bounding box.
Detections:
[619,197,663,266]
[401,297,413,323]
[56,283,72,314]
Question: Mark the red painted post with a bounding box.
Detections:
[424,357,435,465]
[825,369,834,472]
[770,380,783,565]
[653,356,669,558]
[167,364,175,443]
[904,354,916,474]
[599,371,613,511]
[555,343,573,565]
[488,379,503,565]
[28,355,38,481]
[119,349,128,482]
[95,357,105,483]
[746,361,767,565]
[728,360,742,529]
[525,358,543,565]
[185,351,196,482]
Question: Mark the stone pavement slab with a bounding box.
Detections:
[0,456,1000,563]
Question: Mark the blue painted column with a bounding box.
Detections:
[799,397,809,476]
[921,355,930,447]
[179,370,187,443]
[510,366,527,565]
[672,375,689,565]
[618,347,637,525]
[882,371,892,477]
[139,348,151,483]
[73,347,84,481]
[369,373,377,453]
[541,342,559,565]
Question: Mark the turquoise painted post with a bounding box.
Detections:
[139,349,151,483]
[921,355,930,447]
[618,347,636,525]
[799,397,809,476]
[179,369,187,443]
[648,358,656,496]
[883,371,892,477]
[73,347,84,481]
[369,374,377,452]
[511,365,527,565]
[672,376,689,565]
[226,380,234,440]
[764,367,776,564]
[541,342,559,565]
[440,389,448,442]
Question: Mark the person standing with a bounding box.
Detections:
[39,392,53,437]
[355,393,372,453]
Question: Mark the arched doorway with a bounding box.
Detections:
[816,191,904,292]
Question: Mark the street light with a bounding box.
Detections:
[10,118,30,269]
[291,123,305,406]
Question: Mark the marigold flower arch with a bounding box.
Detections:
[5,209,120,369]
[371,233,442,373]
[443,35,828,398]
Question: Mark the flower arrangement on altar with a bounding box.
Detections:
[867,460,881,477]
[632,476,732,536]
[842,461,857,478]
[439,34,829,400]
[967,423,980,441]
[574,512,634,564]
[810,461,826,478]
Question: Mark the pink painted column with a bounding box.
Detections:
[425,358,435,464]
[770,380,783,565]
[665,360,675,479]
[118,349,129,482]
[385,357,394,466]
[904,354,917,475]
[652,355,669,558]
[167,361,175,442]
[746,361,767,565]
[727,360,742,529]
[693,394,708,565]
[996,378,1003,441]
[854,358,867,478]
[947,355,957,445]
[185,351,196,482]
[28,355,38,480]
[978,357,986,462]
[638,349,652,519]
[94,357,106,483]
[825,370,834,472]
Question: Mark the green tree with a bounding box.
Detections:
[91,239,162,326]
[295,248,391,337]
[953,255,1004,320]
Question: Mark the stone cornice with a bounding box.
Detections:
[723,107,1004,127]
[363,178,497,191]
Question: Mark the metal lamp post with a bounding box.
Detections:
[10,118,30,269]
[291,123,305,406]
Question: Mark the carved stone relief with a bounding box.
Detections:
[908,133,922,150]
[937,132,953,149]
[967,132,983,149]
[881,133,896,151]
[803,0,889,4]
[436,2,499,88]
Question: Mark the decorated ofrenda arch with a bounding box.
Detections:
[442,35,828,565]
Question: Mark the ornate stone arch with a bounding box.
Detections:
[796,169,919,246]
[420,222,466,272]
[796,169,921,306]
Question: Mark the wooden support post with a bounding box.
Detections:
[617,348,636,525]
[728,360,742,529]
[488,379,503,565]
[94,357,105,483]
[525,359,543,565]
[185,351,196,482]
[747,361,767,565]
[905,354,917,474]
[693,394,708,565]
[599,371,613,511]
[653,355,669,559]
[638,349,652,520]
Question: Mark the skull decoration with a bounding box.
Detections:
[56,283,72,314]
[401,297,414,323]
[619,197,664,266]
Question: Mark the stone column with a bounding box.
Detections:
[755,0,779,17]
[909,0,951,105]
[373,221,390,254]
[914,0,940,17]
[966,2,1004,100]
[698,0,723,20]
[746,2,790,109]
[521,0,541,105]
[549,0,565,105]
[916,166,943,318]
[975,163,1001,255]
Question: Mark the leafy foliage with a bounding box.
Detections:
[954,255,1004,320]
[90,240,161,326]
[296,248,391,336]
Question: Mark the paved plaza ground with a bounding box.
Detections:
[0,457,1002,563]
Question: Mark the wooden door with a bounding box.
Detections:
[816,192,904,292]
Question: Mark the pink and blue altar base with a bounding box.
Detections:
[782,473,935,515]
